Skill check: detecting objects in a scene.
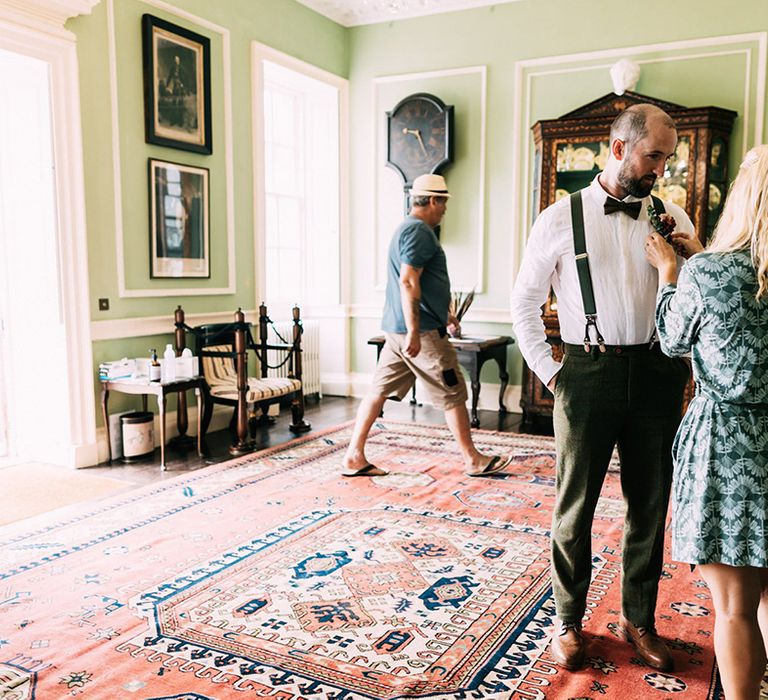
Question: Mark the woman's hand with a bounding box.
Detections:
[645,232,678,285]
[669,231,704,259]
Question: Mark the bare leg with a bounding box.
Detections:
[700,563,766,700]
[343,395,388,471]
[757,570,768,658]
[444,404,492,470]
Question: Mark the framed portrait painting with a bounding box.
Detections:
[149,159,210,278]
[142,14,212,154]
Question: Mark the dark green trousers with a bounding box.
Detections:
[551,344,689,628]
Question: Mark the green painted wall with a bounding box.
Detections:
[347,0,768,384]
[67,0,347,424]
[68,0,347,321]
[65,0,768,427]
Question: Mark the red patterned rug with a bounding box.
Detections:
[0,420,726,699]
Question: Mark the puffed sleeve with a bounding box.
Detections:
[655,262,703,357]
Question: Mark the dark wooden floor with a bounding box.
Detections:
[85,396,553,486]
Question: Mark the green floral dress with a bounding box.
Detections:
[656,249,768,567]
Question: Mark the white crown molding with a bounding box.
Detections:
[510,31,768,277]
[91,310,235,342]
[91,304,511,341]
[0,0,98,38]
[106,0,237,298]
[337,303,514,325]
[295,0,519,27]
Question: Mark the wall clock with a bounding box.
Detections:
[386,93,454,187]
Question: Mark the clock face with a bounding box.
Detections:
[386,93,453,185]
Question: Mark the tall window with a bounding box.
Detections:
[263,60,340,305]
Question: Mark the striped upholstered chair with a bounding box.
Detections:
[176,304,311,455]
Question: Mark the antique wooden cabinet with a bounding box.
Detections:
[520,91,737,425]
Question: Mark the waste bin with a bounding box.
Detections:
[121,411,154,462]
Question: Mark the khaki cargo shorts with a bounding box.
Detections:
[370,330,468,410]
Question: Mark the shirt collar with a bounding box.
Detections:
[588,173,646,204]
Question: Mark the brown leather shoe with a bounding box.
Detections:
[620,616,674,671]
[550,619,586,670]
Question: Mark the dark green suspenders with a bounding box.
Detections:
[569,190,666,352]
[650,195,666,218]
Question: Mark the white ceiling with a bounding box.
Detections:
[296,0,519,27]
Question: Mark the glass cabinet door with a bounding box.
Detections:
[554,139,609,199]
[706,136,727,238]
[653,134,691,211]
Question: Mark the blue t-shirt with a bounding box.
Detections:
[381,216,451,333]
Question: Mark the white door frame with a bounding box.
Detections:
[0,0,100,467]
[0,199,8,457]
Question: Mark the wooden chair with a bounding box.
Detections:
[175,304,311,455]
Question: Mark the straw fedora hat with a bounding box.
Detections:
[410,173,451,198]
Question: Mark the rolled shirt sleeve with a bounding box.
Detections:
[510,208,562,386]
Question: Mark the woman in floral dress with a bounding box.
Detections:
[645,145,768,700]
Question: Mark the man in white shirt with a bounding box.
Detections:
[511,104,693,672]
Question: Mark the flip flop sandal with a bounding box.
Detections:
[466,454,512,477]
[341,463,389,477]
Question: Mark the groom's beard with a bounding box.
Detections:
[617,159,657,198]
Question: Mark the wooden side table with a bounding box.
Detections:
[100,377,204,470]
[367,334,513,428]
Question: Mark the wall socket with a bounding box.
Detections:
[98,298,110,311]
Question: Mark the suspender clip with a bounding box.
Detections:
[583,315,607,354]
[571,191,607,356]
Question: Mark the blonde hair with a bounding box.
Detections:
[708,144,768,300]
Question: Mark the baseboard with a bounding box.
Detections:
[19,442,85,470]
[323,373,522,415]
[322,372,369,398]
[72,442,100,469]
[93,380,522,465]
[95,404,234,465]
[9,439,100,471]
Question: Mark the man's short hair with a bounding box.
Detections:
[412,195,446,207]
[609,104,676,151]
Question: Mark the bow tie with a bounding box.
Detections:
[604,196,642,220]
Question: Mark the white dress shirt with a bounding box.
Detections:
[510,175,694,386]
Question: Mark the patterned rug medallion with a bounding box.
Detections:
[0,421,728,699]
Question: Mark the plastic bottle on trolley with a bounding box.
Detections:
[162,344,176,383]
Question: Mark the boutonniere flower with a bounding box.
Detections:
[647,206,676,241]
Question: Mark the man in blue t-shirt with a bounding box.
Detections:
[342,174,511,478]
